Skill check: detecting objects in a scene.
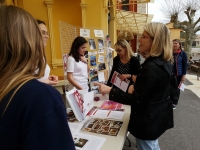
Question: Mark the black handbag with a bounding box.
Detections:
[170,75,179,102]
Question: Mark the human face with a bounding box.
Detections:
[173,41,180,51]
[138,31,153,58]
[115,46,127,58]
[38,23,49,46]
[78,43,87,56]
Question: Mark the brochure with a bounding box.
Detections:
[65,88,94,122]
[110,71,130,92]
[82,118,123,136]
[179,82,185,91]
[72,133,106,150]
[100,101,123,110]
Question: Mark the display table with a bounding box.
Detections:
[79,99,131,150]
[53,80,67,94]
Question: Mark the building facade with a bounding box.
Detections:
[3,0,153,77]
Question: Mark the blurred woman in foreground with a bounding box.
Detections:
[0,5,75,150]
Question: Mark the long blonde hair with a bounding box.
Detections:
[143,22,172,61]
[0,5,46,103]
[114,39,134,60]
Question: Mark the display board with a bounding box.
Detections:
[59,21,113,92]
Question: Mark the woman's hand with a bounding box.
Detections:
[93,82,112,95]
[120,74,130,81]
[48,75,58,82]
[128,85,134,94]
[132,75,137,83]
[181,75,185,83]
[80,56,87,64]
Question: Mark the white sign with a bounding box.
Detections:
[94,30,104,37]
[98,55,105,63]
[80,28,90,38]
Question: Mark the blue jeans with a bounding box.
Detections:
[135,138,160,150]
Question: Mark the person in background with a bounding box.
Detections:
[94,22,174,150]
[187,56,194,69]
[172,39,188,109]
[67,36,89,90]
[0,5,75,150]
[36,19,58,85]
[107,39,140,92]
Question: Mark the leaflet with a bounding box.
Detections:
[81,118,123,136]
[110,71,130,92]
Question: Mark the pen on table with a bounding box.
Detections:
[107,111,111,117]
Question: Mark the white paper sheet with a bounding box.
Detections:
[91,109,124,119]
[98,71,105,82]
[73,133,106,150]
[80,29,90,38]
[94,30,104,37]
[179,83,185,91]
[98,55,105,63]
[68,122,84,134]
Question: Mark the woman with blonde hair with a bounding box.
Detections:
[0,5,75,150]
[94,22,174,150]
[107,39,140,92]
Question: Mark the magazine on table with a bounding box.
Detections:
[87,105,124,120]
[110,71,130,92]
[65,88,94,122]
[100,101,123,110]
[81,118,123,136]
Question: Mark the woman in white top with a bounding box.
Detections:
[37,20,58,85]
[67,36,89,90]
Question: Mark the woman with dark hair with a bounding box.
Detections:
[67,36,89,90]
[172,39,187,109]
[36,19,58,85]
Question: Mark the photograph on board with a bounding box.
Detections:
[89,39,96,50]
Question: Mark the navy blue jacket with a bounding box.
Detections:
[173,50,187,76]
[0,80,75,150]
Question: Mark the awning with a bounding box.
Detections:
[116,9,154,35]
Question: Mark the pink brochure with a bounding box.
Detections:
[100,101,122,111]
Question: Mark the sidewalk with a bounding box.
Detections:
[185,70,200,98]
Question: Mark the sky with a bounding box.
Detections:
[147,0,200,34]
[147,0,169,23]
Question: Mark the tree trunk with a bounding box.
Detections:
[184,32,193,56]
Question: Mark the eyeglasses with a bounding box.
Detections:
[115,49,122,53]
[139,34,152,39]
[41,30,49,36]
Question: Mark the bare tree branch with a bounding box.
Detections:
[194,17,200,27]
[160,0,200,56]
[194,26,200,33]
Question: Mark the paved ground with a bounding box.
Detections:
[123,54,200,150]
